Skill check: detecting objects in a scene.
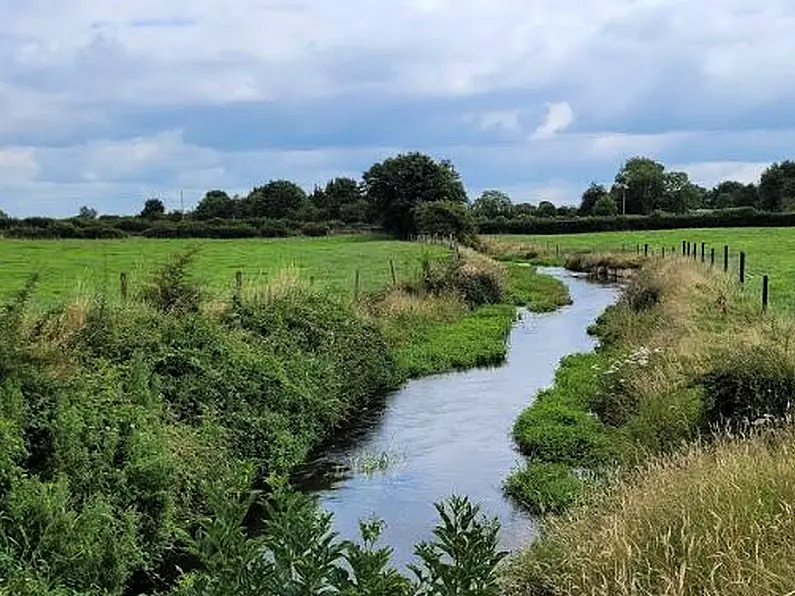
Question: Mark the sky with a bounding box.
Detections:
[1,0,795,216]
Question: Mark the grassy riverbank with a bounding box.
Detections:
[501,254,795,595]
[0,238,569,594]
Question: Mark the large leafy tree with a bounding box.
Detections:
[140,198,165,219]
[363,152,467,239]
[471,190,513,218]
[579,183,609,215]
[245,180,307,219]
[195,190,238,219]
[536,201,557,218]
[613,157,666,215]
[708,181,758,209]
[758,161,795,212]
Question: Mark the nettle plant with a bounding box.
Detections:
[176,477,508,596]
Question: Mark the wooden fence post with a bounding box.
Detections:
[710,247,715,267]
[762,275,769,311]
[662,246,666,258]
[644,244,649,257]
[682,240,686,256]
[354,269,361,301]
[692,242,697,260]
[120,272,128,301]
[739,252,745,285]
[724,245,729,273]
[701,242,705,263]
[390,260,397,285]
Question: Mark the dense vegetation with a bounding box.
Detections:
[0,237,569,594]
[499,250,795,595]
[5,154,795,241]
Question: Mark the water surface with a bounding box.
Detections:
[295,267,619,567]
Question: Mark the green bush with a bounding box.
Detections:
[701,344,795,427]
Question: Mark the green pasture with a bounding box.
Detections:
[0,235,449,306]
[491,227,795,311]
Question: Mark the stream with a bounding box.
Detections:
[294,267,619,568]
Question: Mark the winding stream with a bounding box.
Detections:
[294,267,619,568]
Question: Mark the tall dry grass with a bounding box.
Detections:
[501,428,795,596]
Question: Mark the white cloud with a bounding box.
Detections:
[671,161,769,187]
[531,102,574,140]
[0,147,38,182]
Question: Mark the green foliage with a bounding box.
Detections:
[701,343,795,427]
[244,180,308,219]
[415,201,477,246]
[195,191,238,220]
[472,190,513,219]
[758,160,795,212]
[503,264,571,312]
[177,484,505,596]
[513,400,613,466]
[535,202,557,218]
[138,247,204,314]
[363,152,468,239]
[140,199,166,219]
[592,193,618,216]
[578,183,608,216]
[504,462,584,515]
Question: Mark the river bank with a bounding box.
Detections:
[500,255,795,595]
[296,268,619,568]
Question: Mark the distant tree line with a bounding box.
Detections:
[3,154,795,241]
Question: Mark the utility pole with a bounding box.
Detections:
[180,190,184,219]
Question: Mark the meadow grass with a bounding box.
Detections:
[0,235,449,306]
[485,227,795,311]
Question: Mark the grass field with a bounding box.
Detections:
[0,235,449,306]
[487,227,795,311]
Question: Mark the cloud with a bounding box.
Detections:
[532,102,574,139]
[2,0,795,214]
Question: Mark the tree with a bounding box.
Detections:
[579,183,608,215]
[614,157,666,215]
[317,177,363,220]
[195,190,237,220]
[245,180,307,219]
[415,201,477,245]
[472,190,513,218]
[592,194,618,216]
[140,198,165,219]
[536,201,557,218]
[0,209,7,219]
[708,181,758,209]
[363,152,468,239]
[512,203,537,218]
[77,205,98,219]
[758,161,795,212]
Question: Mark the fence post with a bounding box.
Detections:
[120,272,128,301]
[390,259,397,285]
[739,252,745,285]
[644,244,648,257]
[686,241,690,256]
[354,269,361,301]
[693,242,697,260]
[762,275,769,311]
[555,244,560,258]
[724,245,729,272]
[701,242,705,263]
[682,240,686,256]
[662,246,666,258]
[710,247,715,267]
[234,271,243,302]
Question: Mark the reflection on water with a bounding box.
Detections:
[294,268,619,568]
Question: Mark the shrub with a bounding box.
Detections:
[701,343,795,427]
[300,221,330,237]
[138,248,204,315]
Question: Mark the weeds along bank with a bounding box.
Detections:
[501,255,795,595]
[0,245,568,594]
